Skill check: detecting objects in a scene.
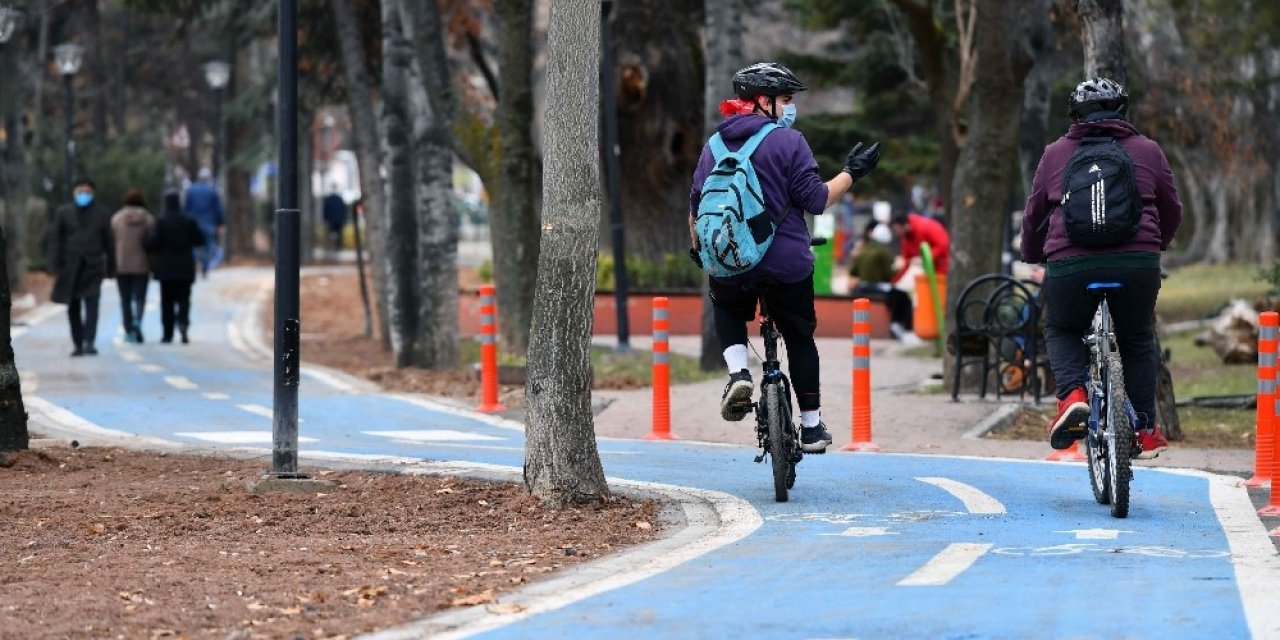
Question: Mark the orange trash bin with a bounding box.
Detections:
[913,273,947,340]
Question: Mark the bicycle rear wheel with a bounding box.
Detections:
[765,383,791,502]
[1106,352,1134,518]
[1086,419,1110,505]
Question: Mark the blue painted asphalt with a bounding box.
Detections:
[15,273,1263,639]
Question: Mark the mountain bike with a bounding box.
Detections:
[1083,282,1139,518]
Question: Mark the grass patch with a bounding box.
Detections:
[459,341,720,388]
[1157,263,1271,323]
[986,405,1254,449]
[1162,330,1255,399]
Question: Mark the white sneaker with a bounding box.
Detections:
[900,332,923,346]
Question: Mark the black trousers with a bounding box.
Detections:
[116,274,149,332]
[1043,267,1160,422]
[851,284,913,330]
[159,280,193,340]
[709,272,820,412]
[68,295,100,349]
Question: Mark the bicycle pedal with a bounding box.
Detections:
[753,454,765,463]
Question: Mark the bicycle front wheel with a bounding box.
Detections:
[1106,352,1134,518]
[765,383,791,503]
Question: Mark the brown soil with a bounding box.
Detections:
[0,445,657,639]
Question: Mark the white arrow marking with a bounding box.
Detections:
[819,526,896,537]
[915,477,1006,514]
[138,364,165,373]
[120,351,143,362]
[164,376,198,391]
[203,392,230,400]
[1056,528,1133,540]
[897,543,994,586]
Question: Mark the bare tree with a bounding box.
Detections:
[1078,0,1127,83]
[524,0,610,508]
[0,226,28,454]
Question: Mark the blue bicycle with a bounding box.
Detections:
[1083,283,1138,518]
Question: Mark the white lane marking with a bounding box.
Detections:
[363,429,503,442]
[1056,528,1132,540]
[915,477,1006,514]
[175,431,318,444]
[164,376,199,391]
[819,526,896,537]
[897,543,994,586]
[138,364,165,373]
[237,404,274,418]
[120,351,143,362]
[203,392,231,400]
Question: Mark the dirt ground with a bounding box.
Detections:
[0,445,657,639]
[988,404,1254,449]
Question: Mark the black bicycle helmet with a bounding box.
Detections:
[1068,77,1129,119]
[732,62,807,99]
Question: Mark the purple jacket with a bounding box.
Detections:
[690,115,829,284]
[1021,119,1182,263]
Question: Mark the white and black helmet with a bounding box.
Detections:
[1068,77,1129,119]
[732,62,807,99]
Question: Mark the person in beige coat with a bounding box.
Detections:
[111,189,155,343]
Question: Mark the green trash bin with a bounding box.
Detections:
[812,240,833,295]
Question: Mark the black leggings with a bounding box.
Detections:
[159,280,193,340]
[709,272,820,411]
[1043,267,1160,422]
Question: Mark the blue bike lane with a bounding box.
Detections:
[15,269,1279,639]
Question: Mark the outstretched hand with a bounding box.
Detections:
[842,142,881,182]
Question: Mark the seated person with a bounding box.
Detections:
[850,221,920,345]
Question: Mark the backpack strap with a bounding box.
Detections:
[735,123,779,159]
[707,133,730,162]
[1080,135,1114,145]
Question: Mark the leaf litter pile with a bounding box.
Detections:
[0,446,658,639]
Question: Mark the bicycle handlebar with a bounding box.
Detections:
[810,238,828,247]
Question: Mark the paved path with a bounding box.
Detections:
[15,267,1280,639]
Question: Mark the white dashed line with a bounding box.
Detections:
[203,392,230,400]
[164,376,199,391]
[138,364,165,373]
[175,431,318,444]
[237,403,274,419]
[915,477,1006,515]
[363,429,504,442]
[897,543,994,586]
[120,352,143,362]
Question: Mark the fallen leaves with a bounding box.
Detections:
[342,585,389,608]
[450,588,496,607]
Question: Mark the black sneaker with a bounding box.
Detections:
[84,345,99,356]
[801,422,833,453]
[720,370,753,421]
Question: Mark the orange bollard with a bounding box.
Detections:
[645,297,677,440]
[842,298,880,452]
[1247,312,1277,488]
[1260,313,1280,517]
[1045,440,1086,462]
[475,284,506,413]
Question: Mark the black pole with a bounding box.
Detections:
[272,0,302,477]
[601,0,630,352]
[63,72,74,193]
[212,86,223,187]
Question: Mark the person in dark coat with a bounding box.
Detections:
[322,190,348,256]
[48,179,115,356]
[146,190,204,343]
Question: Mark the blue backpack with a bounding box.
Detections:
[694,123,782,277]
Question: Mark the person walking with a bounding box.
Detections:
[322,189,348,258]
[184,167,225,276]
[111,189,155,343]
[48,179,115,356]
[147,190,204,344]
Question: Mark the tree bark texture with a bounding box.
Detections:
[332,0,392,348]
[946,0,1030,384]
[697,0,746,371]
[610,0,705,260]
[0,226,28,453]
[1078,0,1128,84]
[380,0,422,368]
[1,34,30,292]
[1015,0,1062,196]
[524,0,610,508]
[491,0,541,356]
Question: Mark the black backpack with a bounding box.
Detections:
[1059,136,1142,247]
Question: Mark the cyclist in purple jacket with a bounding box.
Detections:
[1021,78,1183,459]
[690,62,881,453]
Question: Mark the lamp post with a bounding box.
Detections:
[53,43,83,194]
[272,0,302,478]
[202,60,230,188]
[600,0,630,352]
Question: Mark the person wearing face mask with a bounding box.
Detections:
[48,179,116,356]
[689,62,882,453]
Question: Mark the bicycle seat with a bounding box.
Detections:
[1086,282,1124,292]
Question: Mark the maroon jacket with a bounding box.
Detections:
[1021,119,1182,264]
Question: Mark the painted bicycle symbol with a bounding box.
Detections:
[767,510,967,525]
[991,543,1229,559]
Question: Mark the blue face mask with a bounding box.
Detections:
[74,193,94,207]
[778,104,797,128]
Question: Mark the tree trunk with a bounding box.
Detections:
[610,0,704,260]
[331,0,391,348]
[224,46,255,259]
[1206,175,1229,264]
[524,0,610,508]
[1016,0,1061,195]
[380,0,421,368]
[85,0,109,141]
[491,0,541,356]
[697,0,745,371]
[946,0,1030,384]
[1,32,30,292]
[0,225,28,453]
[1078,0,1128,84]
[299,107,316,265]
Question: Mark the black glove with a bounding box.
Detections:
[842,141,881,182]
[688,247,704,269]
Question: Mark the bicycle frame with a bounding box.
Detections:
[1087,296,1139,439]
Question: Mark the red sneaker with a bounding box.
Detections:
[1049,387,1090,450]
[1136,423,1169,459]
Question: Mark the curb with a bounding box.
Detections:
[960,402,1024,440]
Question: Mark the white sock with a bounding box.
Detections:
[801,410,821,427]
[723,344,749,374]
